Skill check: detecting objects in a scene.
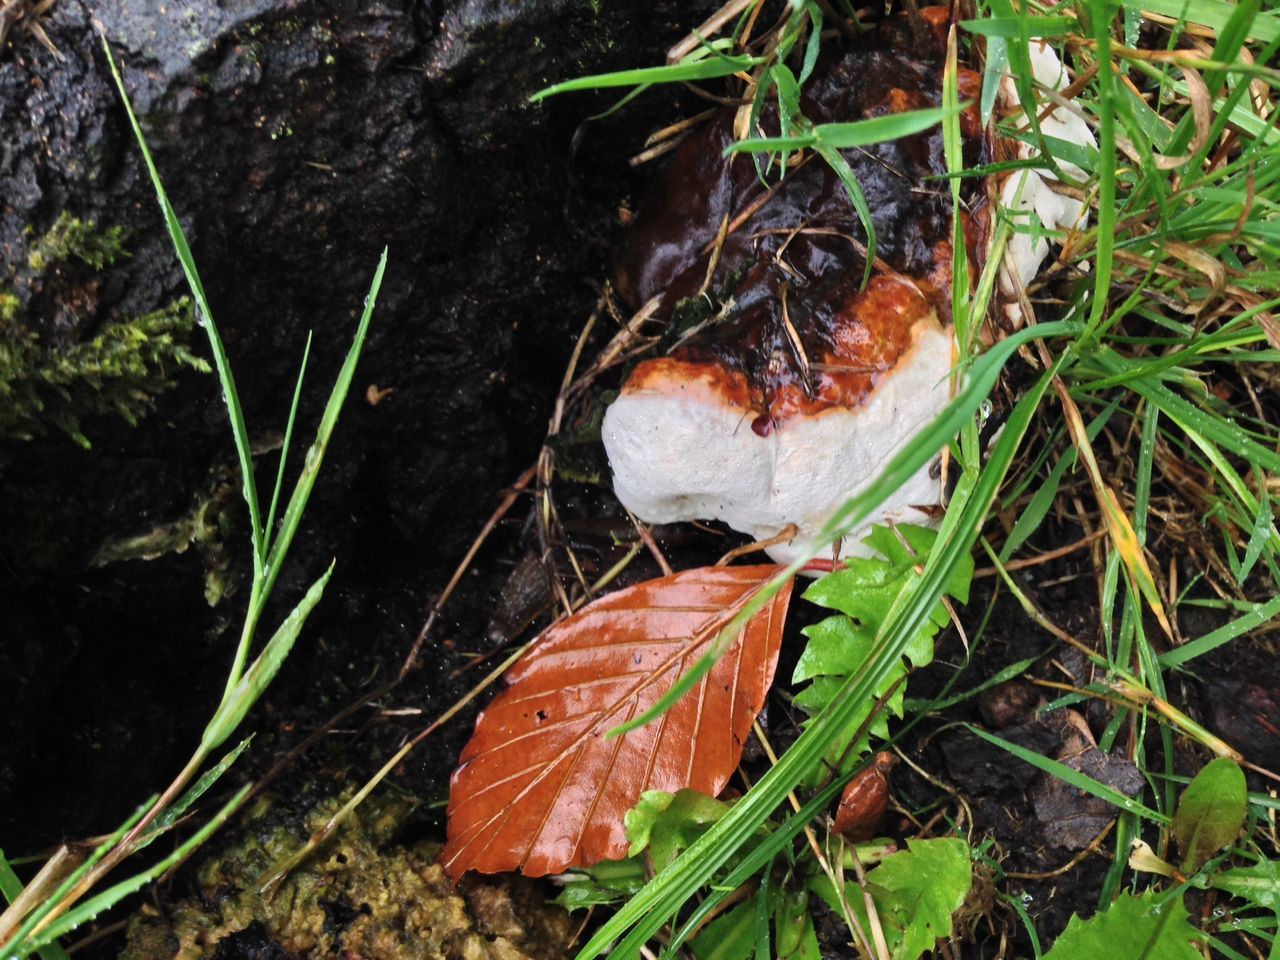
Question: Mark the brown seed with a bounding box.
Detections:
[834,752,897,842]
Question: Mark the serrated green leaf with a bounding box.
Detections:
[790,525,972,775]
[1211,860,1280,912]
[871,838,972,960]
[793,615,874,683]
[1173,757,1246,873]
[1043,891,1204,960]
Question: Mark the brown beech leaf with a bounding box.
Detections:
[441,564,793,879]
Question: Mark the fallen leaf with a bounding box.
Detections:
[442,565,793,878]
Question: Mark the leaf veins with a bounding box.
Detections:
[441,564,793,878]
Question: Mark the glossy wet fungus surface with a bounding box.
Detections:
[614,14,987,432]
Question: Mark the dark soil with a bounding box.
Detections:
[3,2,1278,959]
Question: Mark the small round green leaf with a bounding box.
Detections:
[1173,757,1246,873]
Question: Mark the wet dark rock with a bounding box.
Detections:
[0,0,715,855]
[1032,746,1143,850]
[978,680,1038,730]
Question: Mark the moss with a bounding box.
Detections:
[26,212,128,272]
[2,213,208,447]
[122,790,575,960]
[0,297,210,447]
[0,290,19,323]
[91,471,237,604]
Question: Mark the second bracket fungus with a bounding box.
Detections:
[602,12,1092,566]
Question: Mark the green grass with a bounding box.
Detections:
[533,0,1280,955]
[0,39,387,959]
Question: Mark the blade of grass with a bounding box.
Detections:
[203,563,334,753]
[531,51,761,101]
[1123,0,1279,42]
[0,855,71,960]
[0,800,153,952]
[264,332,313,552]
[725,104,963,154]
[140,738,253,847]
[1084,0,1118,338]
[966,725,1168,822]
[26,786,253,952]
[101,34,264,574]
[1054,379,1174,641]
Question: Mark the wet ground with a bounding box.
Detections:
[3,2,1278,958]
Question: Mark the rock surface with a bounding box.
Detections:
[0,0,713,849]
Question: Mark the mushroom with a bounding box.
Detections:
[603,274,952,567]
[998,41,1097,325]
[602,14,1092,568]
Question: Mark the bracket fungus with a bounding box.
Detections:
[602,13,1094,567]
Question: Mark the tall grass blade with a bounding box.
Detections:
[0,799,153,954]
[0,854,71,960]
[101,36,264,571]
[202,564,334,752]
[140,738,253,848]
[966,726,1168,823]
[264,333,313,553]
[261,252,385,595]
[27,787,253,952]
[531,52,760,101]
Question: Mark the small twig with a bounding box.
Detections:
[715,524,799,566]
[973,528,1107,578]
[1005,820,1115,880]
[401,464,538,680]
[626,507,675,577]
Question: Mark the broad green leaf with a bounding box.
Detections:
[1043,891,1204,960]
[625,790,731,871]
[691,899,756,960]
[775,886,823,960]
[1173,757,1246,872]
[870,838,972,960]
